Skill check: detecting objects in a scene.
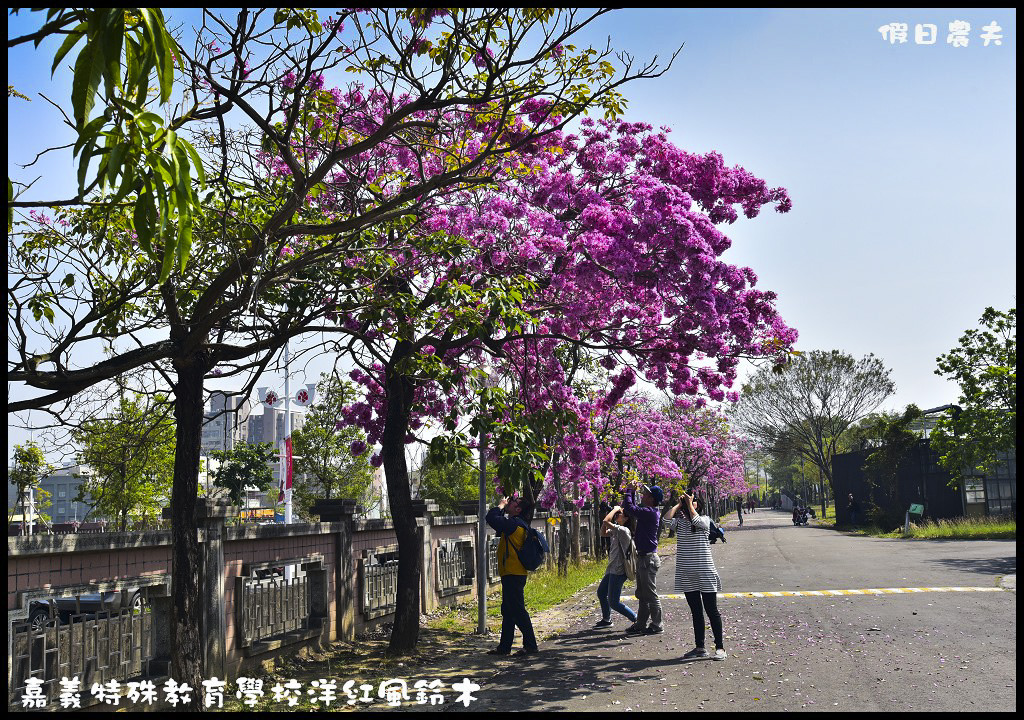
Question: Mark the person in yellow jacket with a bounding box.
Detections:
[485,496,539,656]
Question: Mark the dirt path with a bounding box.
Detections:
[229,541,681,711]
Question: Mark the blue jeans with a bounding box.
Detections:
[597,573,637,622]
[498,574,538,652]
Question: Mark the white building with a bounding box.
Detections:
[7,463,94,524]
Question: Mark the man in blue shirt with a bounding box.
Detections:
[622,483,664,634]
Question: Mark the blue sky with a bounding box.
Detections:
[7,9,1017,464]
[575,9,1016,407]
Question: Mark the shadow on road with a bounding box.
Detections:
[545,627,629,648]
[927,553,1016,578]
[463,639,692,712]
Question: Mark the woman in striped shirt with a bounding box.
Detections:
[665,491,727,662]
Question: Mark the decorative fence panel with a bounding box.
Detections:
[9,589,157,711]
[436,539,474,597]
[550,523,562,562]
[238,573,309,647]
[360,546,399,620]
[487,536,499,582]
[580,523,592,555]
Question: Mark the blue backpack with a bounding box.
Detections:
[506,519,550,571]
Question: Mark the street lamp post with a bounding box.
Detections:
[26,485,36,536]
[257,342,316,580]
[477,371,498,635]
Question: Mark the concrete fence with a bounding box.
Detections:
[7,498,592,710]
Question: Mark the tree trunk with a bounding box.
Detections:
[382,364,420,654]
[570,511,581,566]
[818,468,827,519]
[557,508,569,578]
[615,450,624,496]
[170,353,209,711]
[812,453,834,513]
[556,500,569,577]
[550,454,568,577]
[592,489,604,559]
[15,488,27,535]
[119,462,129,532]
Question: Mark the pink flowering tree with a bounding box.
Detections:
[9,8,676,677]
[494,342,612,573]
[328,116,796,643]
[592,394,685,495]
[591,394,751,516]
[662,402,751,504]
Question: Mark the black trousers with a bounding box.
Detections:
[498,574,538,651]
[684,590,724,649]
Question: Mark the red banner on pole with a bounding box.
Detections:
[285,437,293,490]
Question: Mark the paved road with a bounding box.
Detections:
[460,510,1016,712]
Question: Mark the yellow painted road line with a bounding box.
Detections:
[661,587,1005,600]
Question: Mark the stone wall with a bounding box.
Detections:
[8,498,592,705]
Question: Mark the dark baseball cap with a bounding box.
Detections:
[642,484,664,505]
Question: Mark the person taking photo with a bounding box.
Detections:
[485,496,539,656]
[665,490,727,662]
[622,483,664,635]
[595,505,638,628]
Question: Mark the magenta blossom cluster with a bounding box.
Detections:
[587,392,753,505]
[267,82,795,511]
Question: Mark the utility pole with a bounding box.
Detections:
[283,342,292,526]
[477,419,488,635]
[476,370,497,635]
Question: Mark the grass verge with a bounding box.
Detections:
[901,516,1015,540]
[843,516,1015,540]
[520,558,608,616]
[813,504,837,528]
[426,558,607,626]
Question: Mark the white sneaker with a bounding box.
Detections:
[713,648,727,661]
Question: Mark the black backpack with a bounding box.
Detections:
[708,519,726,544]
[505,519,550,571]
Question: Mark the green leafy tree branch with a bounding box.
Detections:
[931,306,1016,481]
